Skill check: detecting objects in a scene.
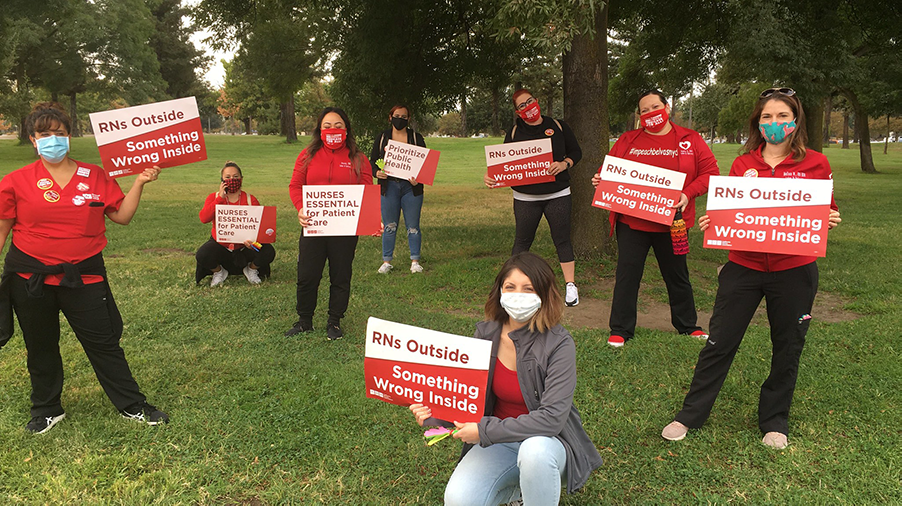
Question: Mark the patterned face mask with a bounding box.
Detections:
[759,121,796,144]
[223,178,242,193]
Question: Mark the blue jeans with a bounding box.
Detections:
[381,179,423,261]
[444,436,567,506]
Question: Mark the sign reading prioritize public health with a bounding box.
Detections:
[704,175,834,257]
[592,155,687,226]
[383,140,440,185]
[89,97,207,178]
[214,205,277,244]
[365,317,492,423]
[302,184,381,236]
[484,138,555,187]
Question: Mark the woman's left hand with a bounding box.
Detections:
[828,210,841,230]
[671,193,688,212]
[548,161,567,176]
[376,169,388,180]
[136,166,161,185]
[409,176,418,186]
[452,421,480,444]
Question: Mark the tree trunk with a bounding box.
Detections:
[852,113,860,144]
[51,92,59,103]
[710,124,716,144]
[805,100,824,152]
[885,115,890,155]
[18,115,29,144]
[460,92,468,138]
[823,95,832,145]
[281,96,297,143]
[842,89,876,173]
[69,93,81,137]
[842,110,850,149]
[491,87,500,136]
[563,3,611,259]
[243,117,251,135]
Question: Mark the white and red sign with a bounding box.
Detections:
[485,138,555,187]
[214,205,277,244]
[302,184,381,236]
[383,140,440,185]
[365,317,492,423]
[89,97,207,178]
[592,155,687,226]
[704,176,834,257]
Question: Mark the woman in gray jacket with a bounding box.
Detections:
[411,252,602,505]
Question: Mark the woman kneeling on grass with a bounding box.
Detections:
[410,252,602,505]
[661,88,841,449]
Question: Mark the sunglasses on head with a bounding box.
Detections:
[760,87,796,99]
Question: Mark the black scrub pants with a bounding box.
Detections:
[195,237,276,276]
[674,261,818,436]
[10,275,145,417]
[295,235,358,325]
[609,221,701,340]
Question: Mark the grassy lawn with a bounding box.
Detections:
[0,135,899,504]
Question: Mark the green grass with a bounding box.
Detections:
[0,135,900,504]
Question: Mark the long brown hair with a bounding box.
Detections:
[484,252,564,333]
[741,93,808,162]
[299,107,364,177]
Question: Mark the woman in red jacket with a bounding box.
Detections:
[661,88,841,448]
[286,107,373,340]
[593,90,720,347]
[196,161,276,286]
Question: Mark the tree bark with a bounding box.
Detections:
[885,115,890,155]
[69,93,81,137]
[460,92,468,137]
[805,100,824,152]
[823,95,832,145]
[491,87,500,136]
[841,89,876,173]
[18,115,29,144]
[842,110,850,149]
[563,3,611,259]
[243,117,251,135]
[281,96,298,142]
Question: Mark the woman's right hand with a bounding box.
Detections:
[298,208,311,228]
[409,403,432,427]
[591,172,601,188]
[698,214,711,231]
[218,181,228,199]
[483,173,498,188]
[376,169,388,180]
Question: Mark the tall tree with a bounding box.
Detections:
[147,0,211,99]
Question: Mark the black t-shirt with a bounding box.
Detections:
[503,116,582,195]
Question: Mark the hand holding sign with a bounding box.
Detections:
[592,155,687,226]
[484,138,555,188]
[383,140,440,185]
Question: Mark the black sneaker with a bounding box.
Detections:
[120,401,169,426]
[327,323,343,340]
[26,413,66,434]
[285,320,314,337]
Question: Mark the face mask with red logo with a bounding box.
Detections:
[321,128,346,149]
[517,101,542,122]
[640,108,669,133]
[223,178,242,193]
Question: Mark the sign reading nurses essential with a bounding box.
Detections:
[591,155,687,226]
[703,176,834,257]
[214,205,277,244]
[302,184,381,236]
[383,140,440,185]
[484,138,555,187]
[364,317,492,424]
[89,97,207,178]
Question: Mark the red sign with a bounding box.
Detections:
[592,155,687,226]
[302,184,381,236]
[89,97,207,178]
[383,140,440,185]
[704,176,834,257]
[365,317,492,424]
[484,138,555,188]
[214,205,277,244]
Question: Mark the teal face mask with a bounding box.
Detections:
[759,121,796,144]
[35,135,70,163]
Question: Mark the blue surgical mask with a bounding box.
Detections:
[36,135,70,163]
[759,121,796,145]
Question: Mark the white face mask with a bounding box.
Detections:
[499,292,542,323]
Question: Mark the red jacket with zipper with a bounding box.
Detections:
[290,145,373,210]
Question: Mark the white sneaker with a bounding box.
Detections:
[410,262,424,273]
[565,282,579,306]
[243,265,262,284]
[210,268,229,287]
[378,263,393,274]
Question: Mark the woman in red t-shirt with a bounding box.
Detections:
[592,90,721,347]
[196,161,276,286]
[0,102,167,434]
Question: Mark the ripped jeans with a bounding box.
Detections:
[381,178,423,261]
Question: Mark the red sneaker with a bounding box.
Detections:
[607,335,625,347]
[689,330,709,340]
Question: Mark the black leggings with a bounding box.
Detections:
[511,195,574,263]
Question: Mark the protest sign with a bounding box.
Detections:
[302,184,381,236]
[591,155,687,226]
[484,138,555,188]
[89,97,207,178]
[383,140,440,185]
[214,205,277,244]
[704,176,834,257]
[365,317,492,424]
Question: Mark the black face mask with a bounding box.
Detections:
[391,116,409,130]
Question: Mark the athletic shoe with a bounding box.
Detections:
[327,323,343,341]
[661,421,689,441]
[26,413,66,434]
[242,265,262,285]
[689,330,709,340]
[285,320,314,337]
[608,335,625,347]
[762,432,789,449]
[565,282,579,306]
[120,401,169,426]
[378,263,393,274]
[410,262,424,273]
[210,268,229,287]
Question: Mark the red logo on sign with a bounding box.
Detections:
[37,178,53,190]
[43,190,61,202]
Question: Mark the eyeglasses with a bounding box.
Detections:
[760,87,796,99]
[515,97,536,111]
